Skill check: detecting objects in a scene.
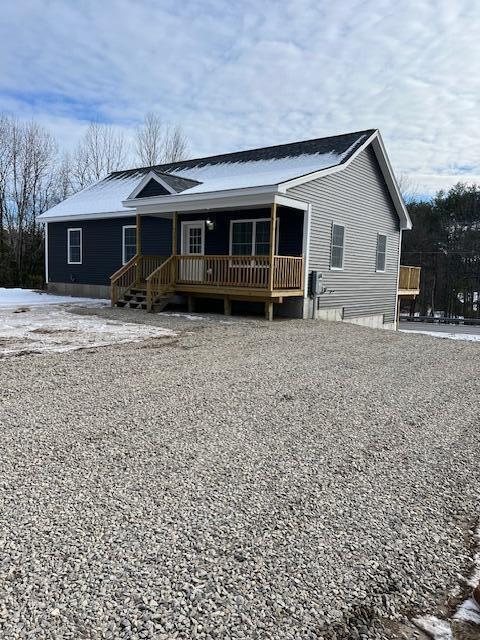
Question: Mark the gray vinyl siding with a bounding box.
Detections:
[288,145,400,323]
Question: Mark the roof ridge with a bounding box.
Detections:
[110,129,377,177]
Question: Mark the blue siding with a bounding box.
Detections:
[177,207,303,255]
[48,208,303,287]
[48,216,172,286]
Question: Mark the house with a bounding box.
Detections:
[38,129,420,326]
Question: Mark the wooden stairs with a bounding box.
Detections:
[115,287,174,313]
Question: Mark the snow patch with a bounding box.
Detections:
[412,524,480,636]
[400,329,480,342]
[0,296,175,356]
[0,288,109,309]
[413,615,453,640]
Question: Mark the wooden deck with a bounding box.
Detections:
[111,254,304,319]
[398,265,421,297]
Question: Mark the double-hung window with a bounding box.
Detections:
[67,228,82,264]
[230,219,277,256]
[330,223,345,270]
[376,234,387,272]
[123,225,137,264]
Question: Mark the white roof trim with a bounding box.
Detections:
[278,130,411,230]
[40,191,308,222]
[123,185,278,213]
[126,170,177,199]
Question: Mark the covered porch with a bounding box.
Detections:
[111,201,306,320]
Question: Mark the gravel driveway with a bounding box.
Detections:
[1,310,479,639]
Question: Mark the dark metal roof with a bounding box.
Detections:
[110,129,376,180]
[151,170,201,193]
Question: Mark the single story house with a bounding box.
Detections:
[38,129,420,326]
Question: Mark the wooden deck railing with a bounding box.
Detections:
[141,255,170,281]
[111,255,169,306]
[273,256,304,290]
[110,253,140,307]
[399,265,421,292]
[113,254,305,309]
[146,256,176,310]
[175,255,304,290]
[176,255,270,288]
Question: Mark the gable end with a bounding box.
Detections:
[136,178,171,198]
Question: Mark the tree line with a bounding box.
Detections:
[402,183,480,318]
[0,114,188,288]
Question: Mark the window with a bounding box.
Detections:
[330,223,345,270]
[122,225,137,264]
[67,228,82,264]
[230,219,278,256]
[376,234,387,272]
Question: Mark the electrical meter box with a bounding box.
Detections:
[309,271,323,297]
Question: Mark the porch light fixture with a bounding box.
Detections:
[206,219,215,231]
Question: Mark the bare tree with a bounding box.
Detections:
[0,115,13,270]
[72,121,127,189]
[0,117,58,285]
[135,113,189,166]
[162,124,189,163]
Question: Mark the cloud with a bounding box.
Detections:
[1,0,479,194]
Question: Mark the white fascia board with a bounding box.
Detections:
[123,185,280,213]
[126,170,176,199]
[274,194,309,211]
[370,133,412,230]
[279,129,412,231]
[37,210,138,224]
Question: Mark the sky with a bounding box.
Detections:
[1,0,480,197]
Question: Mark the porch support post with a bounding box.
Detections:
[136,212,142,285]
[265,300,274,321]
[268,202,277,291]
[224,297,231,316]
[172,212,178,256]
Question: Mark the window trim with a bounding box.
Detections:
[180,220,206,255]
[122,225,137,265]
[330,223,345,271]
[67,228,82,265]
[375,233,387,273]
[229,217,280,256]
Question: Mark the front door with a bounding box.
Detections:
[180,221,205,282]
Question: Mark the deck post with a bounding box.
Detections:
[224,297,231,316]
[268,202,277,291]
[172,212,178,256]
[265,300,274,321]
[187,296,195,313]
[136,212,142,285]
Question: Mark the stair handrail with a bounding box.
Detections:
[145,255,177,312]
[110,253,140,307]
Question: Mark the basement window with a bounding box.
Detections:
[123,225,137,264]
[67,228,82,264]
[376,234,387,272]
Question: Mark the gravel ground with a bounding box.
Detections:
[0,309,479,640]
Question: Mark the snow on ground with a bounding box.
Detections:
[412,615,453,640]
[413,524,480,638]
[400,329,480,342]
[0,288,109,309]
[0,289,175,356]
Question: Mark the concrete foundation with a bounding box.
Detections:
[303,297,395,330]
[48,282,110,299]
